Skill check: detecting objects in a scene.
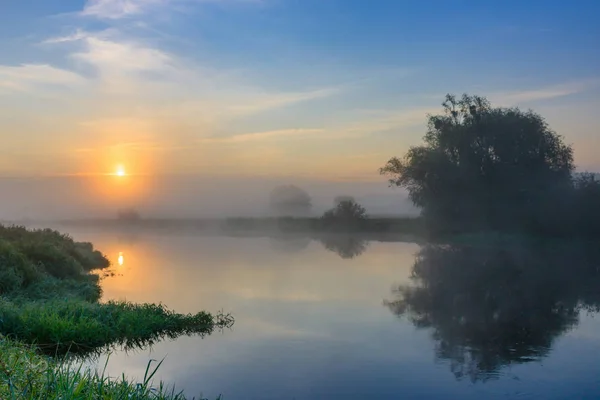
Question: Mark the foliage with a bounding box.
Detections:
[385,238,600,382]
[269,185,312,216]
[0,225,109,272]
[333,195,355,206]
[380,94,578,235]
[572,173,600,236]
[320,200,368,231]
[0,226,109,296]
[0,337,221,399]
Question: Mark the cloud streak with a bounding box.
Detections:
[491,80,600,105]
[81,0,261,19]
[82,0,166,19]
[0,64,86,93]
[199,128,324,143]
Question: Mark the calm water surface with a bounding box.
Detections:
[59,228,600,399]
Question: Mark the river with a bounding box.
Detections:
[56,227,600,399]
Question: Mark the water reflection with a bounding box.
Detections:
[385,240,600,382]
[268,235,311,253]
[318,235,369,259]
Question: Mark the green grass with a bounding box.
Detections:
[0,224,233,398]
[0,299,234,356]
[0,336,220,399]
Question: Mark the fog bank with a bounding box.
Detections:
[0,175,417,221]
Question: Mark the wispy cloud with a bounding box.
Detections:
[338,107,436,136]
[73,36,174,74]
[82,0,165,19]
[225,88,340,116]
[200,128,324,143]
[0,64,86,92]
[493,80,600,104]
[81,0,262,19]
[419,79,600,107]
[42,26,340,111]
[43,29,91,44]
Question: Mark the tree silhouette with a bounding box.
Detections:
[573,173,600,236]
[385,240,600,382]
[269,185,312,217]
[321,200,368,231]
[333,195,356,206]
[380,94,575,235]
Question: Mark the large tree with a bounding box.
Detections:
[380,94,575,233]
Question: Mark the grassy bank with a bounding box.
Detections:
[0,224,232,398]
[0,336,217,399]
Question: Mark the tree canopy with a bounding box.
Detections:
[269,185,312,217]
[333,195,356,206]
[381,94,577,235]
[321,199,368,231]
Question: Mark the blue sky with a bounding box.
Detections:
[1,0,599,179]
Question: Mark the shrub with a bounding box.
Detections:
[0,241,43,295]
[320,200,368,231]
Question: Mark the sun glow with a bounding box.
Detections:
[115,165,126,177]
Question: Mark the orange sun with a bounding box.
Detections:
[115,165,126,177]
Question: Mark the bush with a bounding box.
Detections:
[0,225,110,281]
[320,200,368,231]
[0,241,43,295]
[15,241,84,280]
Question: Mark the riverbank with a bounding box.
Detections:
[0,224,232,398]
[1,335,227,399]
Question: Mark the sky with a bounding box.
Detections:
[0,0,599,218]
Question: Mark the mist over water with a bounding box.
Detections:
[0,176,417,221]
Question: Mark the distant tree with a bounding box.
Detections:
[380,94,575,234]
[321,200,368,231]
[117,208,141,222]
[333,195,356,206]
[269,185,312,217]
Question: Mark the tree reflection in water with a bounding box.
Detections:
[319,235,368,259]
[385,239,600,382]
[269,235,311,254]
